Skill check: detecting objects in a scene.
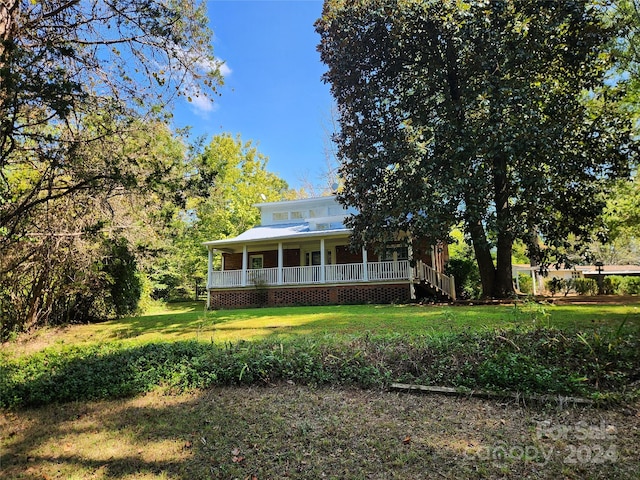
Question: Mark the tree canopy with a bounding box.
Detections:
[155,134,290,299]
[0,0,222,244]
[0,1,223,338]
[317,0,639,298]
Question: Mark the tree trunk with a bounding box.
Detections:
[466,215,496,298]
[494,233,514,297]
[492,153,515,298]
[0,0,18,169]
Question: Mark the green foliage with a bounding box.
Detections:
[102,238,142,316]
[545,277,567,296]
[317,0,638,298]
[2,326,638,409]
[619,276,640,295]
[445,258,481,300]
[603,276,624,295]
[573,278,598,296]
[150,133,290,300]
[517,274,533,295]
[0,0,221,335]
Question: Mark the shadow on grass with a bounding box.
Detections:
[2,385,639,479]
[107,301,640,346]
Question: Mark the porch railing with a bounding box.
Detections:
[415,262,456,300]
[209,261,410,288]
[208,260,456,300]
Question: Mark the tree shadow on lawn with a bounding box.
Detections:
[2,385,639,479]
[109,301,640,346]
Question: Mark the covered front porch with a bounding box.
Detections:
[204,216,455,308]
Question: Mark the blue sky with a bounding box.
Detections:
[172,0,334,190]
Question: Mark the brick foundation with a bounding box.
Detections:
[208,283,411,309]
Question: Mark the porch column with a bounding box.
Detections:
[241,245,248,287]
[531,270,537,295]
[362,246,368,281]
[206,247,213,309]
[408,244,416,299]
[431,245,436,270]
[207,248,213,289]
[320,238,326,283]
[277,242,283,285]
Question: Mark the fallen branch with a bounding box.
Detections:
[390,382,594,406]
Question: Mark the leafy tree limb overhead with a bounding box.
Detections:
[0,0,223,243]
[317,0,638,298]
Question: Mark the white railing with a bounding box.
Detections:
[368,260,411,281]
[325,263,364,282]
[415,262,456,300]
[247,267,278,286]
[209,270,242,288]
[208,260,455,300]
[283,265,322,284]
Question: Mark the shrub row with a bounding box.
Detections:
[545,275,640,296]
[1,327,638,409]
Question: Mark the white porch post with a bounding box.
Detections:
[362,246,369,281]
[206,247,213,309]
[531,269,537,295]
[431,245,436,270]
[241,245,248,287]
[320,238,326,283]
[207,248,213,288]
[408,244,416,299]
[277,242,283,285]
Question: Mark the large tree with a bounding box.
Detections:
[317,0,638,297]
[150,133,290,300]
[0,0,222,245]
[0,1,222,335]
[0,119,189,338]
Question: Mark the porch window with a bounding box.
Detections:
[305,251,332,266]
[250,254,264,269]
[305,251,321,266]
[273,212,288,221]
[291,211,304,219]
[382,245,409,261]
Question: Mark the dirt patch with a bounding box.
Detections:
[2,386,638,479]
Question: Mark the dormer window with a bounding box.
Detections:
[273,212,288,221]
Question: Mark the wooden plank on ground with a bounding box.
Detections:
[390,382,594,406]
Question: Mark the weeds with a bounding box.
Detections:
[1,326,638,409]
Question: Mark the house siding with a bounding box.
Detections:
[208,283,411,309]
[223,249,301,269]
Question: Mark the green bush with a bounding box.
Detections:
[602,276,624,295]
[517,273,533,294]
[619,276,640,295]
[573,278,598,296]
[445,258,481,299]
[2,327,639,409]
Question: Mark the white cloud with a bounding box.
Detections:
[189,91,218,115]
[182,57,231,116]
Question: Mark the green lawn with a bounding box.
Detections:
[6,300,639,359]
[2,300,639,479]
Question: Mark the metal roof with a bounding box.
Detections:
[203,222,351,249]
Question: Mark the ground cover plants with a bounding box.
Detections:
[1,300,639,478]
[1,301,639,409]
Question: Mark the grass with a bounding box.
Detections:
[4,300,639,358]
[2,386,639,479]
[1,300,639,478]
